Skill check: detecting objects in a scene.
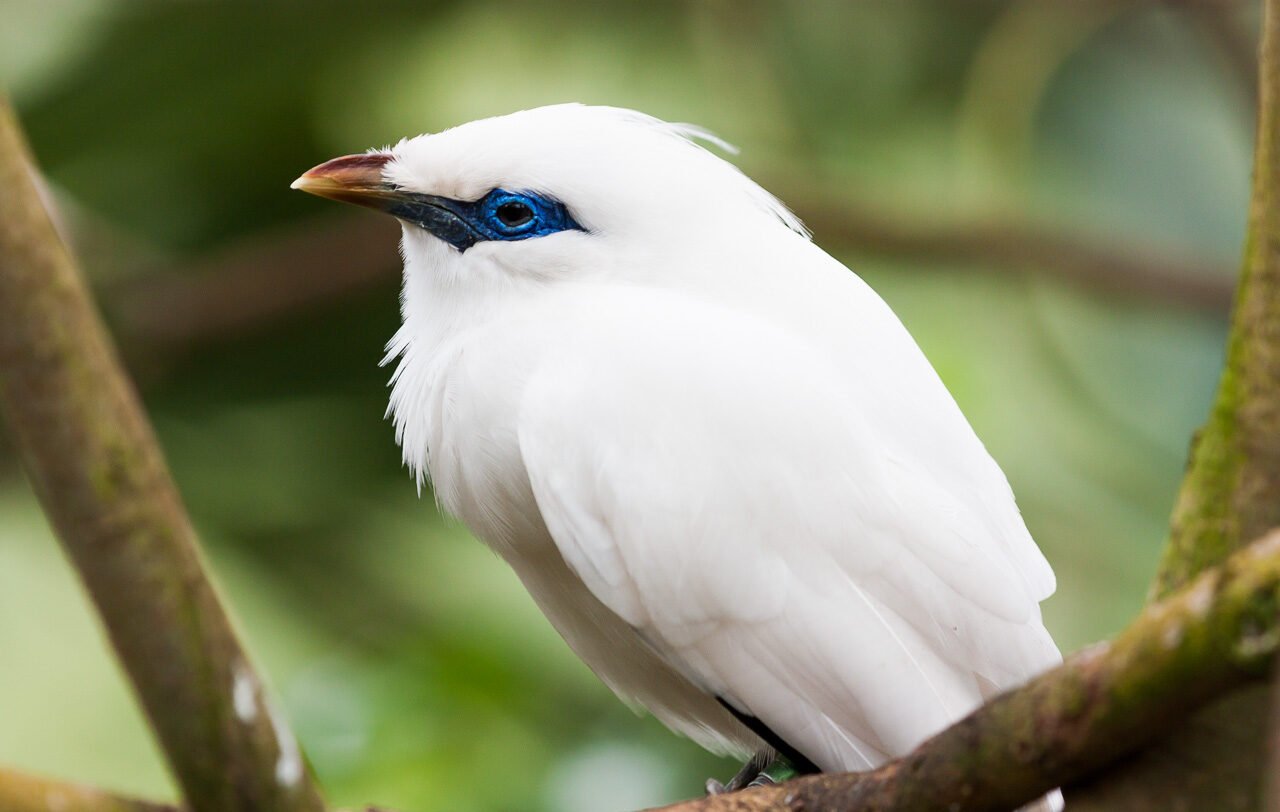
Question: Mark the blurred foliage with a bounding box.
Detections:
[0,1,1255,810]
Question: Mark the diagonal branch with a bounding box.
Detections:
[775,181,1234,314]
[97,196,1232,361]
[0,766,408,812]
[1268,653,1280,812]
[1155,0,1280,601]
[0,768,180,812]
[106,214,401,352]
[0,97,326,811]
[648,529,1280,812]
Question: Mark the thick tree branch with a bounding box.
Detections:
[1156,0,1280,600]
[106,214,401,351]
[1036,0,1279,806]
[0,767,408,812]
[0,768,180,812]
[1268,654,1280,812]
[649,530,1280,812]
[775,182,1233,314]
[0,97,326,811]
[96,197,1231,360]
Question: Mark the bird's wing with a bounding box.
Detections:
[516,289,1060,771]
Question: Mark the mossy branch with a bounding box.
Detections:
[1075,0,1280,804]
[9,528,1279,812]
[1155,0,1280,599]
[0,97,326,811]
[650,530,1280,812]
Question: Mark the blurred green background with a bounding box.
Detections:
[0,1,1256,810]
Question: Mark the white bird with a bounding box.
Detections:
[293,104,1063,808]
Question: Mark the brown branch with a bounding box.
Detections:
[774,181,1235,315]
[0,768,180,812]
[0,767,409,812]
[1155,0,1280,599]
[0,769,176,812]
[991,1,1280,807]
[649,529,1280,812]
[0,98,326,811]
[96,192,1233,360]
[106,213,401,351]
[1268,653,1280,812]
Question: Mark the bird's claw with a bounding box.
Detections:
[705,770,779,796]
[706,751,780,795]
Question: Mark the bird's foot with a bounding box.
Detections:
[757,759,799,785]
[706,753,797,795]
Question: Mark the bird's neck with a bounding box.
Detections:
[383,239,540,490]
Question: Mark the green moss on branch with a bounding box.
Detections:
[1154,0,1280,600]
[651,531,1280,812]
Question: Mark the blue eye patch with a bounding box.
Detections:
[387,188,585,252]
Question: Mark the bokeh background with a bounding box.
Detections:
[0,1,1257,810]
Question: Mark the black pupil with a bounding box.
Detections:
[496,201,534,228]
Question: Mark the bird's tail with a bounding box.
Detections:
[1018,789,1065,812]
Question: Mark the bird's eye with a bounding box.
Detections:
[496,201,534,229]
[472,189,583,245]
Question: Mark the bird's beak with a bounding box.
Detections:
[290,153,404,211]
[293,152,483,250]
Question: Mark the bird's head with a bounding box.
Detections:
[292,104,807,289]
[293,105,812,488]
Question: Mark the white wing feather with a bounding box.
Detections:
[516,286,1060,770]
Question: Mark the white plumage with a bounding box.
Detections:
[296,104,1063,805]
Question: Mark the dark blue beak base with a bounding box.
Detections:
[386,196,486,251]
[293,153,584,252]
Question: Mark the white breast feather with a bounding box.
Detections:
[513,284,1060,772]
